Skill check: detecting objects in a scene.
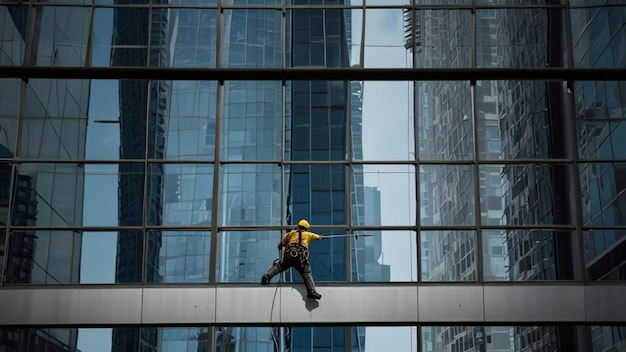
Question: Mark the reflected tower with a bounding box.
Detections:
[110,0,170,350]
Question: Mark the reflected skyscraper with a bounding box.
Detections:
[407,4,625,352]
[110,0,169,350]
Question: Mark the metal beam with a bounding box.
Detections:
[1,284,625,326]
[1,66,623,81]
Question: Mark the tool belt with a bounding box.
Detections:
[285,244,308,261]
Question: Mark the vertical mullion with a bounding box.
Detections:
[563,3,585,283]
[206,4,224,351]
[345,82,353,285]
[470,4,483,284]
[86,0,96,67]
[208,37,223,284]
[141,79,151,285]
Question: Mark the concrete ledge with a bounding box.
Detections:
[0,284,624,326]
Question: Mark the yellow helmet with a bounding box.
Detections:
[297,219,310,230]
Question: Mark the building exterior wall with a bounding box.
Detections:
[0,1,625,352]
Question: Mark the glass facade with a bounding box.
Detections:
[1,1,625,352]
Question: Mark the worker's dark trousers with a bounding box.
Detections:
[264,246,317,293]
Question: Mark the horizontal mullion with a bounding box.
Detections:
[8,224,605,232]
[3,67,624,81]
[2,159,594,165]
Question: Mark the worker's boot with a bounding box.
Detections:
[302,271,321,299]
[307,290,322,300]
[262,261,282,285]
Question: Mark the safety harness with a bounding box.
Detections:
[285,229,308,261]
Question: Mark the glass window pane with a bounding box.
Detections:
[289,8,351,68]
[1,5,28,65]
[216,230,282,283]
[114,230,145,283]
[146,163,213,227]
[87,80,121,160]
[222,10,282,68]
[11,163,85,227]
[80,232,118,283]
[222,81,281,161]
[112,327,208,351]
[364,326,417,351]
[476,80,570,160]
[571,6,626,68]
[575,81,626,159]
[410,10,472,68]
[494,229,580,281]
[78,328,113,352]
[353,164,415,227]
[151,9,217,68]
[364,0,410,4]
[108,8,150,67]
[482,164,572,226]
[400,0,470,3]
[286,164,347,227]
[1,328,81,350]
[477,0,563,3]
[148,80,217,160]
[6,229,82,284]
[220,164,282,227]
[422,326,581,352]
[482,230,507,281]
[348,9,363,67]
[146,230,211,283]
[364,9,410,68]
[584,230,626,281]
[221,0,280,5]
[352,230,416,282]
[417,81,472,161]
[476,9,567,68]
[0,78,21,116]
[484,229,579,281]
[20,115,88,160]
[91,8,114,66]
[420,165,475,226]
[0,118,17,159]
[579,163,626,227]
[288,80,349,162]
[356,81,414,161]
[421,230,476,282]
[32,6,90,66]
[83,164,122,227]
[21,79,89,160]
[72,163,143,227]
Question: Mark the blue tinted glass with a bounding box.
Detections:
[220,164,282,227]
[222,81,282,161]
[221,10,282,68]
[571,6,626,68]
[216,230,282,283]
[580,163,626,227]
[477,8,566,68]
[33,6,90,66]
[146,231,211,283]
[0,6,28,65]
